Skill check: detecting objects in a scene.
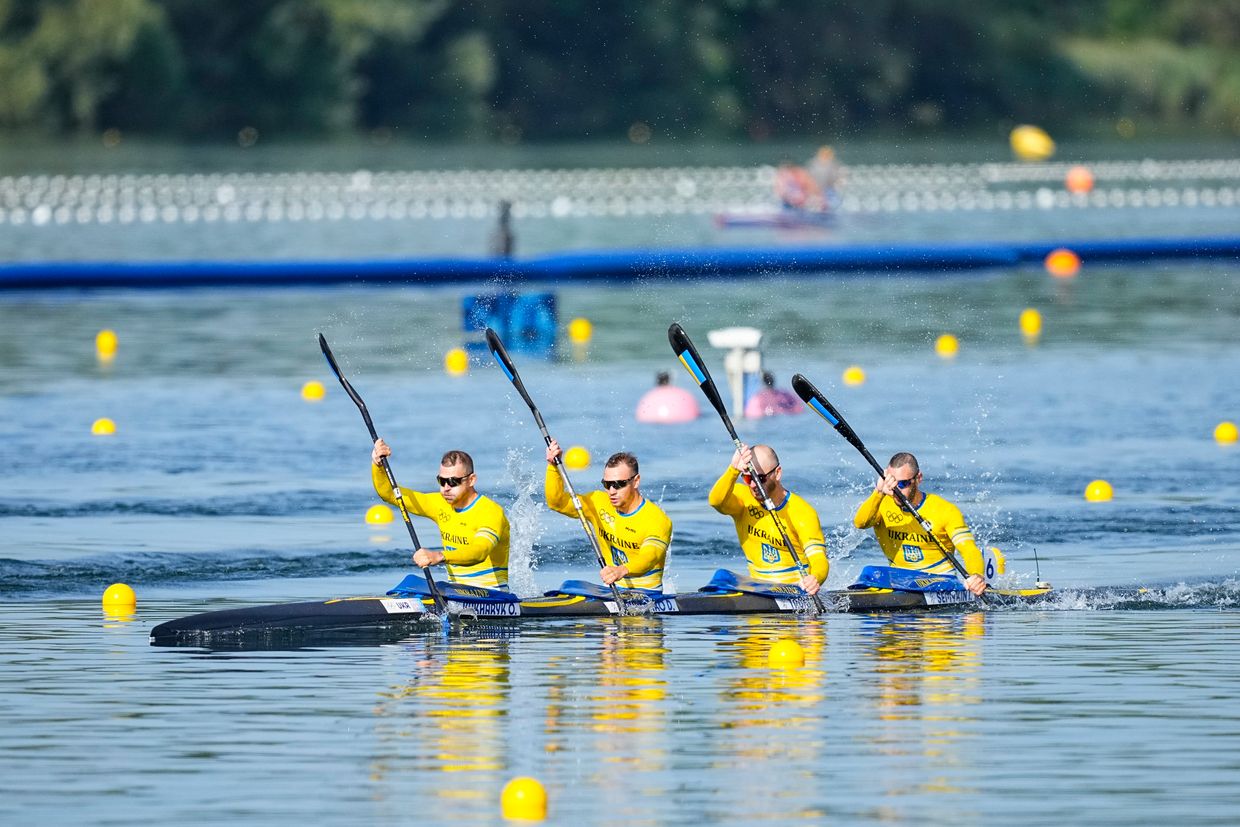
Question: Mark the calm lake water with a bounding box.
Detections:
[2,140,1239,825]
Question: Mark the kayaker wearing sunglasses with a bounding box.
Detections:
[708,443,829,595]
[544,438,672,593]
[371,438,511,590]
[853,451,995,596]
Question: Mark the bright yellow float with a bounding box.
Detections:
[563,446,591,470]
[842,366,866,386]
[300,380,326,401]
[1084,479,1113,502]
[501,777,548,821]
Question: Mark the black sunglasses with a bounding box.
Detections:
[601,475,636,490]
[436,474,469,487]
[743,466,779,484]
[895,477,917,489]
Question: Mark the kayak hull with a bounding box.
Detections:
[149,586,1051,646]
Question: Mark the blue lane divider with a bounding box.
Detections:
[2,236,1238,289]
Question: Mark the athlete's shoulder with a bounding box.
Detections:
[786,490,821,517]
[474,493,509,520]
[642,497,673,527]
[922,492,964,516]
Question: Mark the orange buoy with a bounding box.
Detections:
[1045,248,1081,278]
[1065,165,1095,194]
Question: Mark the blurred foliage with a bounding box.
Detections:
[0,0,1237,140]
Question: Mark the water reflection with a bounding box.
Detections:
[716,617,828,739]
[857,612,986,798]
[371,634,511,807]
[691,617,830,822]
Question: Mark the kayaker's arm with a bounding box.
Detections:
[708,466,744,515]
[371,458,435,516]
[543,463,583,519]
[939,502,985,577]
[441,526,502,566]
[789,505,829,586]
[853,488,885,529]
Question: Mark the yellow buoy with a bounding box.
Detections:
[567,317,593,345]
[1084,479,1113,502]
[1019,308,1043,339]
[365,504,394,525]
[842,365,866,386]
[102,582,136,611]
[1215,421,1238,445]
[563,446,591,470]
[501,776,548,821]
[300,380,326,401]
[95,329,118,361]
[768,638,805,668]
[934,334,959,359]
[1045,248,1081,278]
[91,417,117,436]
[444,347,469,376]
[1010,125,1055,161]
[1065,165,1095,194]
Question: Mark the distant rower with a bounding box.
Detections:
[709,443,828,595]
[371,438,510,590]
[853,451,995,596]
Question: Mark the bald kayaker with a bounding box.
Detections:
[371,438,510,590]
[544,438,672,593]
[853,451,994,596]
[709,443,829,595]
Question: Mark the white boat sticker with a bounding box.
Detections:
[604,601,620,614]
[379,598,425,614]
[447,600,521,617]
[775,597,813,612]
[653,597,680,613]
[923,591,973,606]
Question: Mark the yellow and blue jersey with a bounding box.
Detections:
[708,467,829,585]
[372,464,510,589]
[544,465,671,592]
[852,488,985,578]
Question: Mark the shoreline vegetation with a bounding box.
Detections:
[1,2,1238,145]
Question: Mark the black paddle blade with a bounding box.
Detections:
[668,323,734,434]
[792,373,883,477]
[318,333,375,433]
[486,328,528,397]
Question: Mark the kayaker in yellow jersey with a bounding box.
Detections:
[853,451,989,597]
[371,438,510,590]
[544,438,672,593]
[709,443,829,595]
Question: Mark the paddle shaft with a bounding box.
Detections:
[318,334,448,614]
[668,324,825,613]
[484,328,627,611]
[791,373,985,594]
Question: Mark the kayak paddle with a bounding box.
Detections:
[668,323,825,613]
[485,328,627,613]
[318,333,448,616]
[791,372,989,602]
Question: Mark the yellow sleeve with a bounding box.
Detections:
[442,525,501,567]
[624,509,672,576]
[853,488,885,529]
[939,500,985,576]
[789,497,829,584]
[544,464,581,518]
[371,463,436,517]
[708,466,744,515]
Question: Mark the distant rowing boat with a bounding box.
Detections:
[713,207,835,229]
[149,567,1053,646]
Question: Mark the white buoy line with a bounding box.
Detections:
[0,159,1237,226]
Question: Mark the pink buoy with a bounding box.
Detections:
[636,373,700,423]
